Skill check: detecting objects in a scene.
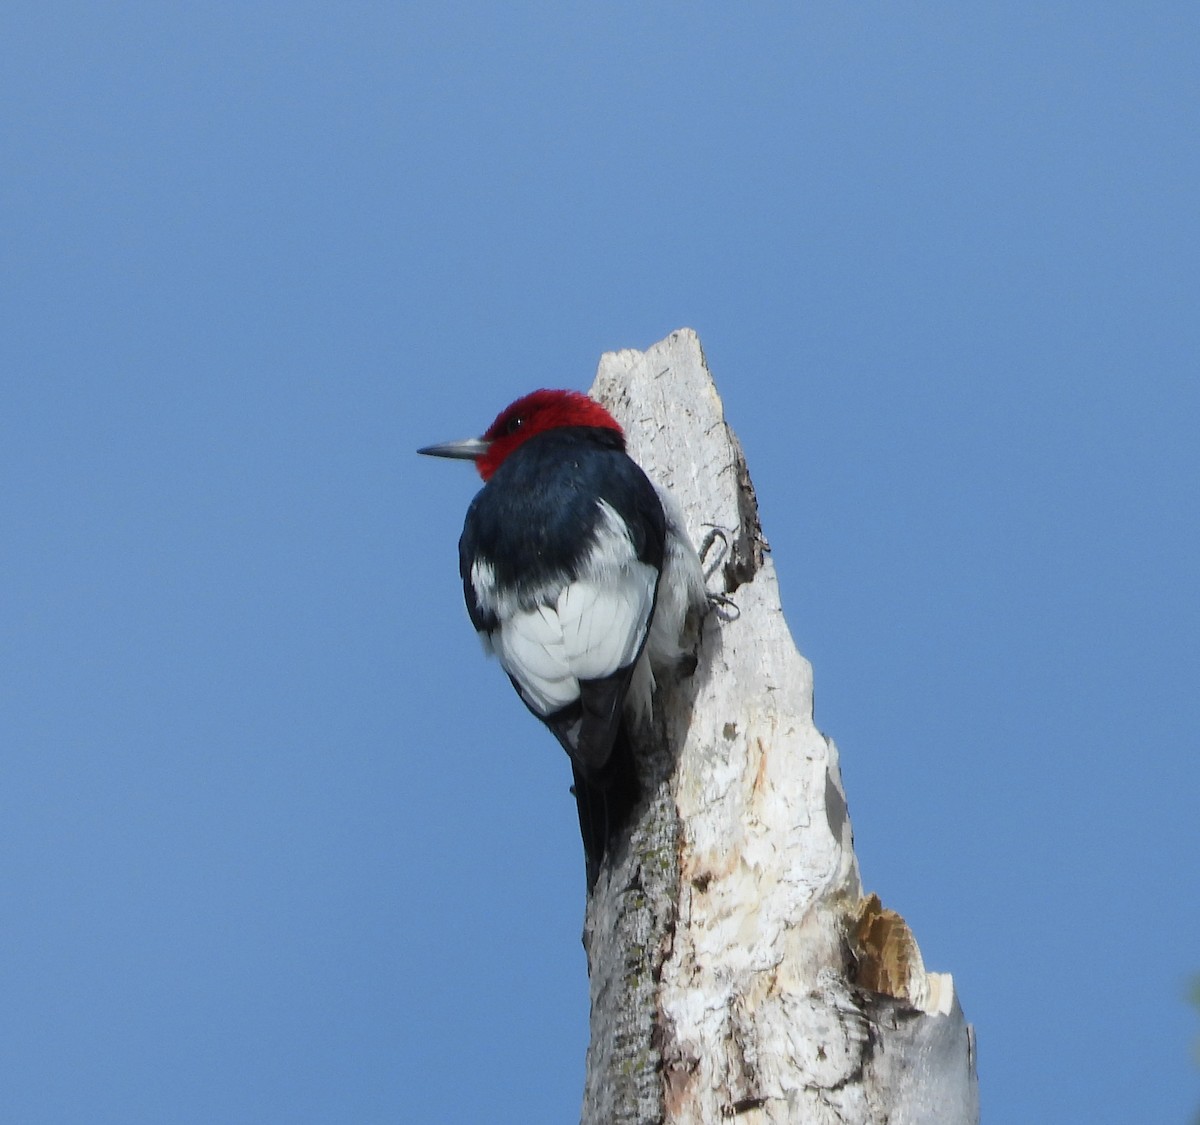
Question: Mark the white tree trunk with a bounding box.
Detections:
[580,329,978,1125]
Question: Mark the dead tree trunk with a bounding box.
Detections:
[580,329,979,1125]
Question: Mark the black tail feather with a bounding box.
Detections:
[571,722,641,891]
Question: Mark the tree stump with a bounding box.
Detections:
[579,329,978,1125]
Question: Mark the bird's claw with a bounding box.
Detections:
[698,526,728,573]
[705,590,740,621]
[696,526,740,620]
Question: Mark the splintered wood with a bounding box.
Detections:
[581,329,978,1125]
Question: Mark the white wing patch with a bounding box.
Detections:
[481,501,658,717]
[557,578,651,680]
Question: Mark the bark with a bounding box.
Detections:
[580,329,979,1125]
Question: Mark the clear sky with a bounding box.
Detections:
[2,4,1197,1123]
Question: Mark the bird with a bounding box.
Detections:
[418,389,706,889]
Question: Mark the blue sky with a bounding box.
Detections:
[2,4,1198,1122]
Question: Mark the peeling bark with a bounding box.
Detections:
[580,329,978,1125]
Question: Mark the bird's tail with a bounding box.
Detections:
[571,721,641,891]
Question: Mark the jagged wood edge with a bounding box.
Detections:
[581,329,978,1125]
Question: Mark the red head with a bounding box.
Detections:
[475,390,623,480]
[418,389,624,480]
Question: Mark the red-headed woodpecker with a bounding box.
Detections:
[419,389,706,888]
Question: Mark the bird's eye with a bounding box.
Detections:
[505,415,524,435]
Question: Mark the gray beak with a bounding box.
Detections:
[417,437,491,461]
